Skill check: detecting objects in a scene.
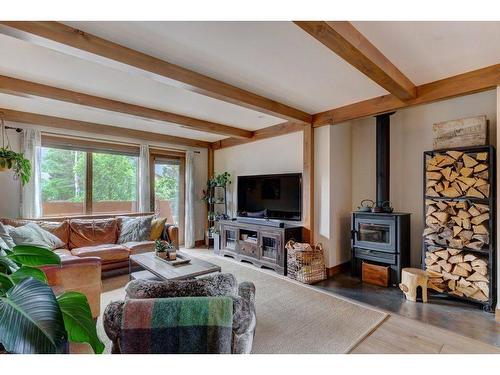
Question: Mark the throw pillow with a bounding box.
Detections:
[150,217,167,240]
[8,222,65,250]
[0,222,16,249]
[117,216,153,244]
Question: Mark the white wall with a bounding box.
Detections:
[0,122,208,242]
[214,131,303,218]
[313,124,352,268]
[351,89,497,267]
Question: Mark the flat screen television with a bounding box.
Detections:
[237,173,302,221]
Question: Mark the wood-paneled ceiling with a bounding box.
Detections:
[0,21,499,148]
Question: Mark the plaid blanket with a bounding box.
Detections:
[120,296,234,354]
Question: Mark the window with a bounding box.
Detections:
[40,137,139,217]
[41,148,87,216]
[150,152,185,243]
[92,152,138,214]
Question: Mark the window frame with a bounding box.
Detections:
[41,135,141,218]
[149,149,186,244]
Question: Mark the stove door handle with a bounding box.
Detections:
[350,229,357,239]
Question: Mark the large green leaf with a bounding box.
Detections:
[57,292,104,354]
[8,245,61,267]
[0,273,14,295]
[0,278,67,353]
[0,256,19,274]
[57,291,104,354]
[11,266,48,284]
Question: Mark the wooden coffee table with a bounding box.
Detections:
[129,251,221,281]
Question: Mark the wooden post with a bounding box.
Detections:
[302,123,314,243]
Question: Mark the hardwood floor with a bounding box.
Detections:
[351,314,500,354]
[315,272,500,349]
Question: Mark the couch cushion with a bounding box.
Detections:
[69,218,118,249]
[150,217,167,240]
[54,248,73,258]
[71,244,129,263]
[1,218,69,246]
[122,241,155,255]
[117,216,153,244]
[8,222,65,250]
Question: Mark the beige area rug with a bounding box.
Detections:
[97,250,388,354]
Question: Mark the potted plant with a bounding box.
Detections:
[155,239,168,260]
[0,124,31,185]
[0,245,104,354]
[0,147,31,185]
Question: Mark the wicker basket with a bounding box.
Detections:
[286,240,327,284]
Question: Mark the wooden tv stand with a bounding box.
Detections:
[216,219,302,275]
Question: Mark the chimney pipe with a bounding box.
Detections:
[375,112,395,207]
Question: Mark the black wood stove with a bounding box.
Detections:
[351,113,411,286]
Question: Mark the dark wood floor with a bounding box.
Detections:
[314,272,499,347]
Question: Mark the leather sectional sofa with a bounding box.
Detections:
[0,215,179,318]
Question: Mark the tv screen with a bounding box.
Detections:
[237,173,302,221]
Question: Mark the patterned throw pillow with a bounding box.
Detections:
[8,222,65,250]
[117,216,153,244]
[150,217,167,240]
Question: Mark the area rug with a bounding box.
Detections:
[97,249,388,354]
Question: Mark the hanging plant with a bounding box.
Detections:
[0,118,31,185]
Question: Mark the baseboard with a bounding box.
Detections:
[496,308,500,323]
[327,261,350,278]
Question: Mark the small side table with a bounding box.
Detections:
[399,268,428,303]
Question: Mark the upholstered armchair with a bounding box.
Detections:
[103,273,256,354]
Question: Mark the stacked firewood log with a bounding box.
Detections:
[425,150,490,199]
[424,150,490,302]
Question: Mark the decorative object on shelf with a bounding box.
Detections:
[203,172,230,249]
[356,199,374,212]
[0,245,104,354]
[422,145,496,312]
[433,115,488,150]
[399,268,428,303]
[0,116,31,185]
[286,240,326,284]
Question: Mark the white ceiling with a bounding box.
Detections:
[352,21,500,85]
[63,21,389,113]
[0,21,499,142]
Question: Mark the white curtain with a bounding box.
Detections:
[138,144,151,212]
[20,129,42,218]
[184,150,195,249]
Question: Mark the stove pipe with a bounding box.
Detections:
[375,112,395,207]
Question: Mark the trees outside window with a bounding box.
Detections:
[41,146,138,216]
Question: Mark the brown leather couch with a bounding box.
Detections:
[1,215,179,319]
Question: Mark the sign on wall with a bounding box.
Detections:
[432,115,488,150]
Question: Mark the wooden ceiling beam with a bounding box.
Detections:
[294,21,416,101]
[0,75,253,139]
[0,21,312,124]
[211,121,304,150]
[0,108,210,149]
[313,63,500,127]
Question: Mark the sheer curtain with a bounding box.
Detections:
[20,129,42,218]
[138,144,151,213]
[184,150,195,249]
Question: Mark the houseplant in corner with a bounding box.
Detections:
[0,245,104,354]
[0,120,31,185]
